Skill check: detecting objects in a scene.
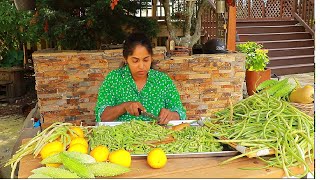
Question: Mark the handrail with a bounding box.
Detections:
[292,0,314,37]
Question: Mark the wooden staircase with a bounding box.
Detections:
[236,20,315,76]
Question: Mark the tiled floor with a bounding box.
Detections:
[281,72,315,88]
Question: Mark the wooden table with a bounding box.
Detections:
[18,154,314,178]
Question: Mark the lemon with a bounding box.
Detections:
[40,141,64,159]
[68,126,84,139]
[90,145,110,162]
[67,143,88,154]
[147,148,167,169]
[69,137,88,148]
[108,149,131,168]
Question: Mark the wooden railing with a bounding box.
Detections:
[292,0,314,36]
[235,0,314,36]
[236,0,294,20]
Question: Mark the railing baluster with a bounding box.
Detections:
[291,0,297,19]
[280,0,284,18]
[302,0,306,21]
[248,0,251,19]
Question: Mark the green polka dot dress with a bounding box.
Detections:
[95,65,187,122]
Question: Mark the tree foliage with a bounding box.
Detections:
[35,0,159,50]
[0,0,40,66]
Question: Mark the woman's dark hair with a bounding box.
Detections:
[123,32,153,60]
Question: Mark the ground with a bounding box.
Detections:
[0,91,37,178]
[0,72,315,178]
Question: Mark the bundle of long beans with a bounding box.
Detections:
[204,93,314,178]
[4,122,78,178]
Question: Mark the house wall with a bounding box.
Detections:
[32,48,245,127]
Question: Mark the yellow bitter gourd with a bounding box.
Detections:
[86,162,131,177]
[31,167,80,178]
[41,151,96,165]
[60,152,95,178]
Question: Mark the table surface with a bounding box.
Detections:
[18,153,314,178]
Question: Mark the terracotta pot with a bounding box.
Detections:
[14,0,35,11]
[245,68,271,96]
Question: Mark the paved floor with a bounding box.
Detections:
[243,72,315,97]
[282,72,315,88]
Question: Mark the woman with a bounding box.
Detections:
[95,32,186,124]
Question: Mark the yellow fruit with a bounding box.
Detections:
[46,163,61,167]
[69,137,88,149]
[147,148,167,169]
[67,143,88,154]
[108,149,131,168]
[68,126,84,139]
[40,141,64,159]
[90,145,110,162]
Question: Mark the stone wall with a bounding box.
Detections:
[33,48,245,126]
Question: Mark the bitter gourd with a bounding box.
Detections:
[274,83,295,99]
[264,78,289,96]
[28,173,52,178]
[31,167,80,178]
[41,151,96,165]
[256,79,278,91]
[60,152,95,178]
[86,162,130,177]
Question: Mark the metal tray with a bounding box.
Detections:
[95,120,200,127]
[131,151,238,159]
[94,120,238,158]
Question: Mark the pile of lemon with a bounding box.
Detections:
[40,126,168,169]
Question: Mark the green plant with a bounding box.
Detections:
[0,0,42,67]
[0,50,24,67]
[34,0,159,50]
[236,42,269,71]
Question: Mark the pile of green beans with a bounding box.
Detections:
[158,126,223,153]
[88,120,171,154]
[88,120,223,154]
[204,93,314,178]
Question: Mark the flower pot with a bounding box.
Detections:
[245,68,271,96]
[14,0,35,11]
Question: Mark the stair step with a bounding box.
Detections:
[268,55,314,67]
[237,25,305,34]
[236,20,298,27]
[269,63,314,75]
[238,32,312,42]
[268,47,314,57]
[237,39,314,49]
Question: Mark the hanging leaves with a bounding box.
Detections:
[226,0,235,6]
[110,0,119,10]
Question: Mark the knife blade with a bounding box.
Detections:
[138,108,160,121]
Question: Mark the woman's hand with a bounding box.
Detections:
[158,108,180,124]
[123,101,145,116]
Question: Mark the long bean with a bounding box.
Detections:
[206,93,314,177]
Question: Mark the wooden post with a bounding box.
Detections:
[152,0,157,47]
[227,5,236,51]
[23,43,27,68]
[152,0,157,18]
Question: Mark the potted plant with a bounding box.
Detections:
[237,42,270,96]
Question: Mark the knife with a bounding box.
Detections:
[138,108,160,121]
